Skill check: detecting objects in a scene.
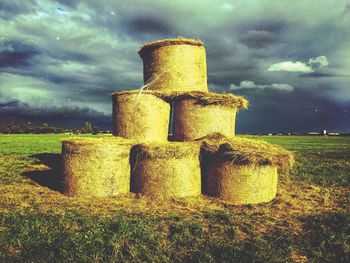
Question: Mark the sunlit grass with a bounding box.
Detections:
[0,134,349,262]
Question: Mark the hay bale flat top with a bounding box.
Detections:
[111,90,170,102]
[164,91,248,109]
[134,142,200,159]
[139,37,203,56]
[62,137,135,147]
[200,133,294,169]
[62,137,134,158]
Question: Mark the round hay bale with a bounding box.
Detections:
[172,92,248,141]
[62,137,133,197]
[205,159,278,204]
[132,142,201,198]
[138,37,208,92]
[200,134,294,204]
[112,90,171,142]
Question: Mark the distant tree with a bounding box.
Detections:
[0,126,10,134]
[92,126,101,135]
[47,127,57,133]
[22,126,34,134]
[33,126,42,134]
[11,126,23,134]
[0,124,86,134]
[37,123,58,133]
[81,121,93,134]
[56,128,65,134]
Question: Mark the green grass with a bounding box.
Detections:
[246,135,350,186]
[0,134,349,262]
[0,134,107,155]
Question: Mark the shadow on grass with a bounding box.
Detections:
[22,153,63,193]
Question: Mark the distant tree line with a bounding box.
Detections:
[0,122,109,134]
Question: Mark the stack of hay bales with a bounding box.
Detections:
[61,37,294,204]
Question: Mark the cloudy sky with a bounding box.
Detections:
[0,0,349,133]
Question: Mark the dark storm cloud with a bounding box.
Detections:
[345,4,350,12]
[55,0,79,8]
[299,72,340,78]
[208,64,261,87]
[203,18,290,88]
[0,0,349,132]
[0,99,23,108]
[128,16,173,35]
[49,51,94,64]
[234,88,350,133]
[0,99,111,129]
[47,75,84,85]
[237,19,288,35]
[0,0,36,19]
[0,41,41,68]
[239,30,279,49]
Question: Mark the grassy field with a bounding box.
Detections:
[0,134,349,262]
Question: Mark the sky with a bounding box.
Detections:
[0,0,349,133]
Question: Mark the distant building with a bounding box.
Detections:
[308,132,320,135]
[328,132,340,136]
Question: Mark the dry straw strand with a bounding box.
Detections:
[167,91,248,108]
[199,133,294,169]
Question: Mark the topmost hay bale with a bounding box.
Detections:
[111,90,170,142]
[138,37,208,92]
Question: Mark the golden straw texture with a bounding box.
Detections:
[131,142,201,199]
[139,37,203,53]
[173,99,240,141]
[139,37,208,92]
[199,133,293,204]
[204,160,278,204]
[62,137,133,197]
[199,133,294,204]
[200,133,294,169]
[162,91,248,108]
[112,90,170,142]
